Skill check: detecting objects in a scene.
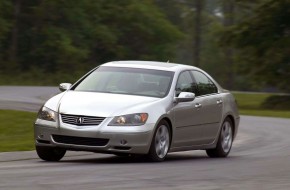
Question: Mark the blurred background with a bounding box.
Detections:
[0,0,289,92]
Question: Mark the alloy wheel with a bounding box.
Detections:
[154,125,170,158]
[221,121,233,153]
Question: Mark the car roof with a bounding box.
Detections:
[101,60,199,72]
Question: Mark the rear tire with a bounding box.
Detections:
[147,120,171,162]
[206,118,233,158]
[36,146,66,161]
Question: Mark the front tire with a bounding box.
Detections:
[206,118,233,158]
[147,120,171,162]
[36,146,66,161]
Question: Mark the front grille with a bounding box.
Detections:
[52,135,109,146]
[61,114,105,126]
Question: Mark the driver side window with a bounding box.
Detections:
[175,71,197,96]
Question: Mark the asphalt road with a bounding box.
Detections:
[0,86,59,112]
[0,86,290,190]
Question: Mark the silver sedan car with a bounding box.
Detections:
[34,61,239,162]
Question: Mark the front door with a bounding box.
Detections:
[172,71,205,147]
[190,70,223,144]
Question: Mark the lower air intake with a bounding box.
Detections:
[52,135,109,146]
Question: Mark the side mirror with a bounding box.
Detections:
[174,92,195,103]
[59,83,72,92]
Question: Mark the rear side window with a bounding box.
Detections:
[191,71,217,96]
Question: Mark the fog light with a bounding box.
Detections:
[38,134,44,139]
[120,139,127,145]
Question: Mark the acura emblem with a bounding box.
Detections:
[76,117,83,125]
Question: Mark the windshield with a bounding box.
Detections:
[73,66,174,98]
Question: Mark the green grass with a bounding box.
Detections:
[233,92,290,118]
[0,110,36,152]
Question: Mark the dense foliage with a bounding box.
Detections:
[0,0,289,92]
[222,0,290,92]
[0,0,182,84]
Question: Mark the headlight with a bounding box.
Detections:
[37,106,57,122]
[109,113,148,126]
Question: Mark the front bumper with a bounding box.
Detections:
[34,118,155,154]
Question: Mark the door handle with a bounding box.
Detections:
[195,103,202,108]
[217,100,223,105]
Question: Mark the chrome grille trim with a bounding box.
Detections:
[61,114,105,126]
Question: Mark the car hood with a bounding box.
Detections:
[55,91,159,117]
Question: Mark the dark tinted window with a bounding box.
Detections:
[191,71,217,96]
[175,71,198,96]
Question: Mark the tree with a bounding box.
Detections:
[155,0,204,67]
[223,0,290,92]
[9,0,21,63]
[0,0,182,77]
[0,0,12,71]
[96,0,183,63]
[193,0,203,67]
[0,0,12,40]
[222,0,235,89]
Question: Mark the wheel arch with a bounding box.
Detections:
[225,114,236,139]
[155,116,173,146]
